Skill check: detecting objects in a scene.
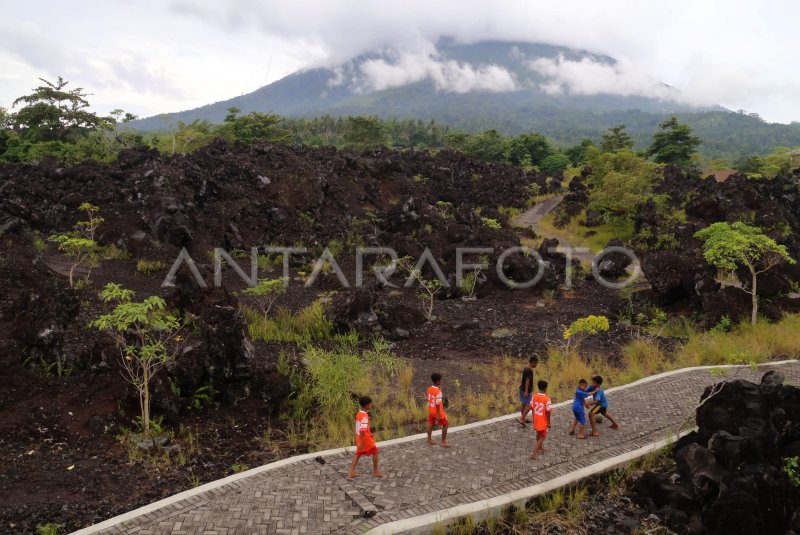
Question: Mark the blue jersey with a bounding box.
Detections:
[572,387,593,412]
[593,387,609,408]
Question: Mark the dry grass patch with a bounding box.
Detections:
[537,210,635,253]
[674,314,800,367]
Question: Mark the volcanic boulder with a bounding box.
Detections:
[635,371,800,534]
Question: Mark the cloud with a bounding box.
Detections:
[162,0,800,123]
[528,55,682,102]
[355,51,517,93]
[3,0,800,122]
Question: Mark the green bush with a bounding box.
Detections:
[784,457,800,487]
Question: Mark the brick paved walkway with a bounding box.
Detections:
[76,361,800,535]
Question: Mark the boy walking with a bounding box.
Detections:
[568,379,593,439]
[427,373,450,447]
[531,380,552,460]
[586,375,620,437]
[348,396,384,478]
[517,355,539,426]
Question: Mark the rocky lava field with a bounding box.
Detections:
[1,141,800,533]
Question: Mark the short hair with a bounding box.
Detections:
[359,396,372,408]
[578,378,588,385]
[537,379,548,391]
[592,375,603,385]
[431,373,442,383]
[529,355,539,364]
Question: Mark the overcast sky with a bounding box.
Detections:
[2,0,799,123]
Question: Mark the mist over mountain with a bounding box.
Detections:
[132,40,800,159]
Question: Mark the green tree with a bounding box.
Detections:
[564,138,595,166]
[600,125,634,153]
[504,132,553,166]
[10,77,109,142]
[219,108,291,144]
[539,154,571,176]
[761,146,800,178]
[92,283,187,434]
[0,107,9,155]
[444,131,470,152]
[49,202,104,288]
[586,148,662,221]
[464,129,508,162]
[736,155,764,175]
[694,222,796,325]
[646,116,702,167]
[344,116,386,148]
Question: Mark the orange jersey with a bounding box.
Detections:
[427,385,446,418]
[355,410,375,451]
[531,393,552,431]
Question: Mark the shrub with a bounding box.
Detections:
[563,315,610,350]
[784,457,800,487]
[136,259,167,274]
[49,202,103,288]
[396,257,445,321]
[36,524,62,535]
[481,217,502,230]
[239,278,288,320]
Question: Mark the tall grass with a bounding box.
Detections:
[279,338,427,449]
[245,301,332,344]
[261,306,800,453]
[478,314,800,407]
[674,315,800,367]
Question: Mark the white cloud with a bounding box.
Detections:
[1,0,800,122]
[528,55,682,102]
[356,52,517,93]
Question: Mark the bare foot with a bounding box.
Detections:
[610,424,620,429]
[589,432,601,437]
[348,471,358,478]
[517,418,527,427]
[530,452,538,460]
[441,442,451,448]
[538,447,548,453]
[373,471,385,478]
[427,440,435,446]
[577,434,586,439]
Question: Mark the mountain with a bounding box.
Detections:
[133,40,708,128]
[132,40,800,160]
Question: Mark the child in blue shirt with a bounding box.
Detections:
[585,375,620,436]
[568,379,594,439]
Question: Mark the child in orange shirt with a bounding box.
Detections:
[348,396,384,478]
[426,373,450,447]
[531,380,552,460]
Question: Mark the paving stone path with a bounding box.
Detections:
[513,195,596,266]
[77,361,800,535]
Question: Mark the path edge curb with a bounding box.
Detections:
[70,359,797,534]
[364,430,691,535]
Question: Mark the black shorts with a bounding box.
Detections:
[590,405,607,416]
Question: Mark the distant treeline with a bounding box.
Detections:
[1,77,798,178]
